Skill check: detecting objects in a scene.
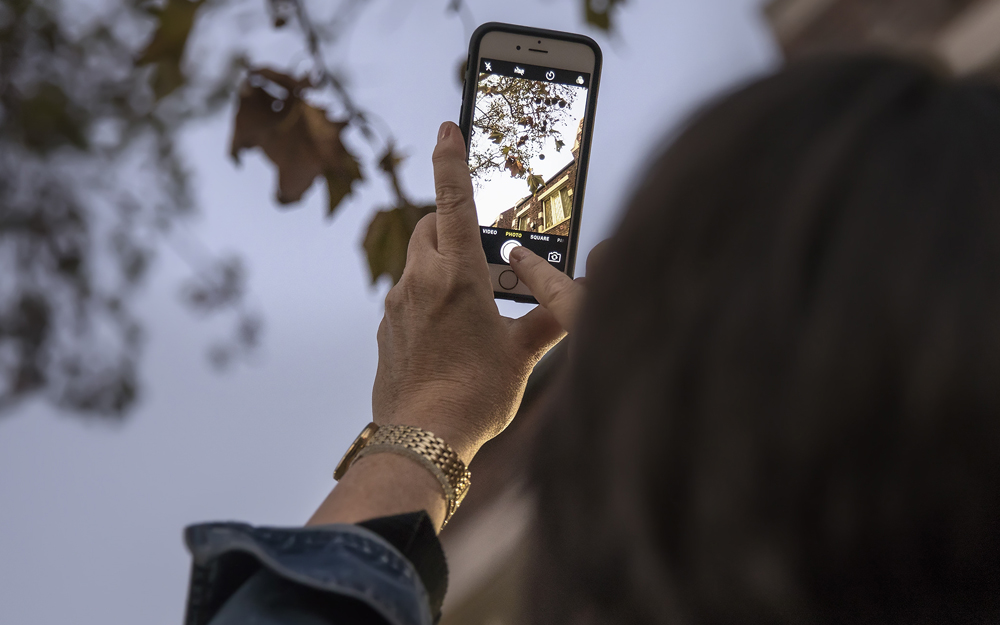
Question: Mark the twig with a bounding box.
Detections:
[446,0,477,41]
[290,0,415,206]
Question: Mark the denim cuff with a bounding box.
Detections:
[184,519,435,625]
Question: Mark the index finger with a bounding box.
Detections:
[432,122,481,256]
[508,246,584,330]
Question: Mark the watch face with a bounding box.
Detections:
[333,422,380,480]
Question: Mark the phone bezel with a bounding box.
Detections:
[459,22,602,304]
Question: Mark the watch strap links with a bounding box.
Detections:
[335,423,472,526]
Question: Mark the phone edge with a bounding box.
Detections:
[459,22,603,305]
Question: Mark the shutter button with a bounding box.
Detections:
[500,239,522,263]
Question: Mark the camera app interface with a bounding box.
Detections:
[470,58,590,272]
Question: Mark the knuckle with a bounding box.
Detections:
[384,284,406,313]
[387,271,443,312]
[415,212,437,232]
[407,223,432,257]
[434,182,469,212]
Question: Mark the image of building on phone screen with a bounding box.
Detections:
[470,68,588,238]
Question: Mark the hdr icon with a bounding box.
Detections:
[547,251,562,263]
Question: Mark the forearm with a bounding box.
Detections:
[306,453,450,530]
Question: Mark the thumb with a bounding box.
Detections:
[509,246,584,331]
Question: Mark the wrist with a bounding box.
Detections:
[310,453,447,529]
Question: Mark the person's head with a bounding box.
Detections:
[532,55,1000,624]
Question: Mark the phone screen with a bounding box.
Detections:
[469,57,591,273]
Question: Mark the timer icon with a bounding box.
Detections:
[545,70,556,81]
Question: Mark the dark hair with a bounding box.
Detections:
[532,56,1000,624]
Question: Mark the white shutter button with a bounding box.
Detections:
[500,239,522,263]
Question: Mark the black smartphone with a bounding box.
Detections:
[459,23,602,303]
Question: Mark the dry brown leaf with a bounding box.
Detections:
[230,68,362,215]
[505,155,526,178]
[362,204,435,284]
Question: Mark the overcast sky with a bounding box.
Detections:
[0,1,777,623]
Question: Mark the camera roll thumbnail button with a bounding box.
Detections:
[500,239,522,263]
[498,270,519,290]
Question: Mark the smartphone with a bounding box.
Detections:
[459,23,602,303]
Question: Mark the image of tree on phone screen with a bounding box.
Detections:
[470,72,587,235]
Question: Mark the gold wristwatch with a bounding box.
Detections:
[334,423,472,526]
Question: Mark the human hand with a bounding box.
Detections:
[371,122,566,464]
[508,240,609,331]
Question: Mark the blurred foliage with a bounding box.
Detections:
[0,0,250,417]
[137,0,206,100]
[585,0,625,31]
[0,0,620,419]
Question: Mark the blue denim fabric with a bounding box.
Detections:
[184,522,433,625]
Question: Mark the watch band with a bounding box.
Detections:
[334,423,472,526]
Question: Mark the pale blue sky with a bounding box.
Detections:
[0,1,777,623]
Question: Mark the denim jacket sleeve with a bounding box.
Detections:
[183,511,447,625]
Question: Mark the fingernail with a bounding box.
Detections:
[509,246,530,263]
[438,122,452,141]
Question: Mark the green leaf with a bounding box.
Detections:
[555,139,565,152]
[363,204,436,285]
[489,130,504,144]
